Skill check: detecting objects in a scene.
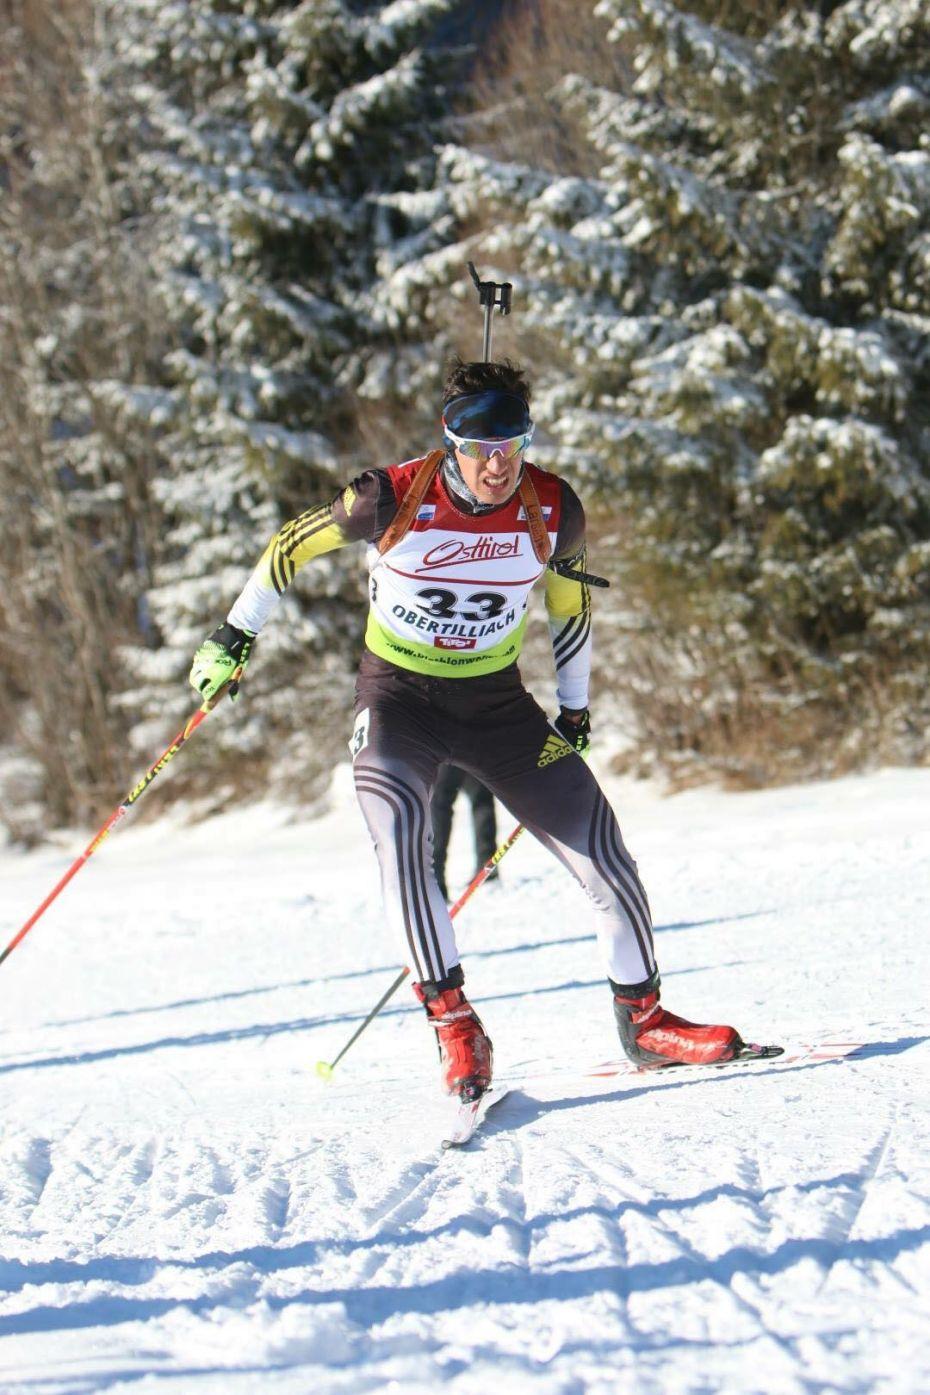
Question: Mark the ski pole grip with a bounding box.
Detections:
[201,663,244,712]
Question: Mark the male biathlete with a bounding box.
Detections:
[191,358,748,1100]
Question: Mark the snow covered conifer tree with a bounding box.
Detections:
[109,0,460,803]
[408,0,930,781]
[0,0,169,837]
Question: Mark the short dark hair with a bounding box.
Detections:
[441,356,531,408]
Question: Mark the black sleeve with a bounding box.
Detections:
[332,469,399,545]
[553,479,586,562]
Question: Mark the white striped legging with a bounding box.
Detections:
[351,653,656,991]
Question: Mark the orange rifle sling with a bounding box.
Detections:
[517,470,552,565]
[377,451,552,566]
[376,450,444,555]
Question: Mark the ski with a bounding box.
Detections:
[610,1040,785,1075]
[435,1040,863,1148]
[496,1039,864,1093]
[441,1087,510,1150]
[580,1039,865,1081]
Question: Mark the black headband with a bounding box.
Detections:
[442,390,531,438]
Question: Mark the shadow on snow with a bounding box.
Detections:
[39,912,768,1031]
[1,1212,927,1340]
[0,1164,876,1298]
[0,962,758,1077]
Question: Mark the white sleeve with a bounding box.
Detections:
[227,571,281,635]
[549,594,591,709]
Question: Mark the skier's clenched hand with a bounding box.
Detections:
[190,622,255,706]
[554,706,591,754]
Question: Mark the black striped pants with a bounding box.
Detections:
[351,652,656,989]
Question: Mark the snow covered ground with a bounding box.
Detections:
[1,758,928,1394]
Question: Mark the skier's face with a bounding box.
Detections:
[453,444,524,505]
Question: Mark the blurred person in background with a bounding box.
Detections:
[431,764,498,902]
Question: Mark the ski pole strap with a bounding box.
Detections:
[376,449,444,556]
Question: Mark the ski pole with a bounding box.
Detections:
[314,965,411,1081]
[446,819,524,919]
[467,261,512,362]
[315,817,526,1079]
[0,678,239,970]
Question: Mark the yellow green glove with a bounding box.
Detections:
[190,623,255,705]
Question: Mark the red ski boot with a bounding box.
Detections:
[612,974,742,1067]
[414,982,493,1099]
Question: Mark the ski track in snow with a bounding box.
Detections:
[0,764,929,1393]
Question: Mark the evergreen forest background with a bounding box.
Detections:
[2,0,929,841]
